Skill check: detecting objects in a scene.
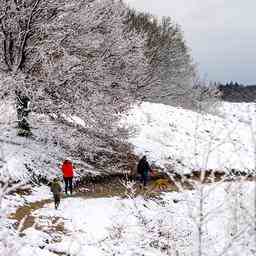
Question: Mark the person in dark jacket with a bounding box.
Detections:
[50,178,62,209]
[137,156,151,187]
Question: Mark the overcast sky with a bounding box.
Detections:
[126,0,256,85]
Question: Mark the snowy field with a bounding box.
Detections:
[2,101,256,255]
[123,101,256,173]
[5,181,256,256]
[1,101,256,181]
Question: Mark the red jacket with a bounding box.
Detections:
[62,161,74,178]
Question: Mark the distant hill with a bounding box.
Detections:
[219,84,256,102]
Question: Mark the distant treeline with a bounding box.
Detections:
[218,82,256,102]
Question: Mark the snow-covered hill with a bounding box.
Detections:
[3,101,256,256]
[0,102,69,183]
[0,103,99,183]
[2,100,256,182]
[124,101,256,174]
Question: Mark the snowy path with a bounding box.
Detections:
[10,180,166,231]
[7,171,256,256]
[10,170,255,233]
[10,180,256,256]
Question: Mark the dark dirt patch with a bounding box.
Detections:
[9,199,52,232]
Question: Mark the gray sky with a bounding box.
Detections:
[126,0,256,85]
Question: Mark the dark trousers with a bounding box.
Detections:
[64,177,73,194]
[53,194,60,209]
[140,172,148,186]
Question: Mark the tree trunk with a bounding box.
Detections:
[16,91,32,137]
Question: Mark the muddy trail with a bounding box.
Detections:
[10,175,158,232]
[9,170,255,233]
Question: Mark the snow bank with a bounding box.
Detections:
[124,101,256,173]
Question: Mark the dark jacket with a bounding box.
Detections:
[50,181,62,196]
[137,157,151,175]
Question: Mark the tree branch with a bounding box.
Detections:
[15,0,41,71]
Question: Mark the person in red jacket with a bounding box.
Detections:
[61,159,74,195]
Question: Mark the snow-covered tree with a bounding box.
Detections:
[0,0,154,175]
[127,11,195,106]
[1,0,153,113]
